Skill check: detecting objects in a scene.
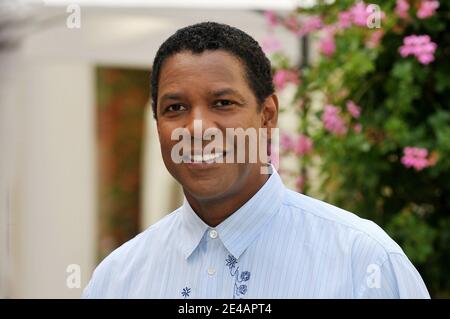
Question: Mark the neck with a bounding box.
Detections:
[184,170,269,227]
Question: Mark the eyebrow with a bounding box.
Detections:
[159,88,246,104]
[208,88,246,102]
[159,92,183,104]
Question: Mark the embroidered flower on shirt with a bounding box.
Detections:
[240,271,251,281]
[225,255,237,269]
[225,254,251,299]
[238,285,248,295]
[181,287,191,298]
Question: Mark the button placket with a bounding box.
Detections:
[207,267,216,276]
[206,229,218,278]
[209,229,218,239]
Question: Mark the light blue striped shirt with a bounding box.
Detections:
[83,167,430,298]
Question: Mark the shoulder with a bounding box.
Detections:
[280,188,404,257]
[102,207,182,267]
[279,189,429,298]
[83,207,182,298]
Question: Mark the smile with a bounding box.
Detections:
[189,152,225,163]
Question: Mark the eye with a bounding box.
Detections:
[214,100,235,107]
[166,104,187,112]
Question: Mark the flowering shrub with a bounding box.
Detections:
[265,0,449,296]
[399,35,437,64]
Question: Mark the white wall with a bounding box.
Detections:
[0,52,22,298]
[0,52,97,298]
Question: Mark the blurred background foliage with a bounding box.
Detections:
[97,67,150,260]
[267,0,449,297]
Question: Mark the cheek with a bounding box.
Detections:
[158,123,176,142]
[157,127,175,157]
[220,110,262,130]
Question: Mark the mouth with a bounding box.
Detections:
[190,152,224,163]
[182,150,229,164]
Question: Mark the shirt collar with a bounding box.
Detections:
[180,165,285,260]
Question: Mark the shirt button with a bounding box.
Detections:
[207,267,216,276]
[209,229,218,239]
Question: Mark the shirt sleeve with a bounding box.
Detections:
[81,285,91,299]
[81,281,92,299]
[80,259,112,299]
[356,252,430,299]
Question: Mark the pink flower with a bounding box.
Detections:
[296,16,323,36]
[418,52,435,64]
[353,123,363,133]
[273,69,300,91]
[350,2,371,27]
[294,134,313,156]
[417,0,439,19]
[399,34,437,64]
[401,147,435,171]
[395,0,410,19]
[280,133,295,151]
[270,147,280,169]
[264,11,278,28]
[280,133,313,156]
[261,35,282,54]
[285,16,300,34]
[338,11,352,29]
[337,2,385,29]
[322,104,347,136]
[367,30,384,48]
[346,100,361,118]
[320,28,336,57]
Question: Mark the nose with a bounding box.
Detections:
[185,106,217,139]
[185,106,221,151]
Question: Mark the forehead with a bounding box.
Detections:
[158,50,249,92]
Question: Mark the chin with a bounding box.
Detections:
[182,178,234,201]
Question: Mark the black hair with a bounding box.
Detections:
[150,21,275,119]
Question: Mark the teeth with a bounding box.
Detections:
[191,155,203,162]
[204,153,222,162]
[189,152,223,163]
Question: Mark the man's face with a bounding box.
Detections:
[156,50,277,201]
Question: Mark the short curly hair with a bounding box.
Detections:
[150,21,275,119]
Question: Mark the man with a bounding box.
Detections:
[83,22,430,298]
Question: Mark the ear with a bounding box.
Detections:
[261,94,279,130]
